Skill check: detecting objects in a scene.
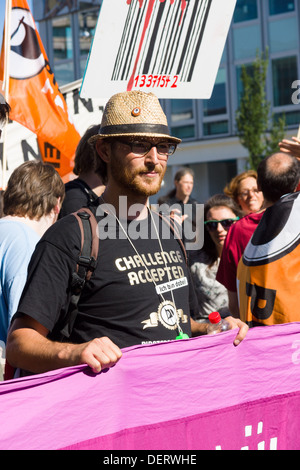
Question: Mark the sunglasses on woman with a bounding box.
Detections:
[204,217,239,231]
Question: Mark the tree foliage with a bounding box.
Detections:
[236,50,286,170]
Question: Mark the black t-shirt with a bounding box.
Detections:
[59,178,99,218]
[15,210,198,348]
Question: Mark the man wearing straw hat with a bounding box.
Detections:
[6,91,248,377]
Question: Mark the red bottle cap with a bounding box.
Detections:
[208,311,221,324]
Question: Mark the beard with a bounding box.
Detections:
[110,153,166,197]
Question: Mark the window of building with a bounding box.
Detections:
[269,0,295,15]
[203,68,227,117]
[233,0,258,23]
[202,68,229,137]
[233,24,261,60]
[272,56,298,106]
[79,0,102,10]
[236,63,254,107]
[269,17,298,53]
[203,121,228,137]
[171,99,194,122]
[43,0,76,19]
[169,100,196,140]
[275,110,300,127]
[52,15,74,85]
[79,10,99,76]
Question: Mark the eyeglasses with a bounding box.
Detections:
[238,188,260,198]
[204,218,239,231]
[116,140,177,158]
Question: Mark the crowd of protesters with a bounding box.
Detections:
[0,90,299,381]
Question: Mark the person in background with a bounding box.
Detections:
[224,170,264,216]
[237,153,300,326]
[0,161,65,344]
[217,152,300,318]
[158,167,199,251]
[59,124,106,218]
[190,194,242,323]
[158,167,196,207]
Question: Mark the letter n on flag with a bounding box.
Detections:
[0,0,81,180]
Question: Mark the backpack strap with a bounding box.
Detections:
[60,208,99,339]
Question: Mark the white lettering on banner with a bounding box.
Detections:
[155,276,188,295]
[291,340,300,364]
[215,421,278,450]
[1,81,105,182]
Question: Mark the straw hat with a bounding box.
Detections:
[89,90,181,144]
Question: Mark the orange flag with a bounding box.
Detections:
[0,0,81,180]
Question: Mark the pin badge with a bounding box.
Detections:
[131,107,141,117]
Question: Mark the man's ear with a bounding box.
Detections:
[95,139,111,163]
[54,197,62,214]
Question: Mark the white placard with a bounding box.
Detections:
[80,0,237,100]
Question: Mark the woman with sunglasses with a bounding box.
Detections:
[189,194,242,323]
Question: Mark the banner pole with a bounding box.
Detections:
[2,0,12,190]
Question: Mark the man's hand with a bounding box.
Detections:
[68,337,123,374]
[279,136,300,160]
[190,316,249,346]
[225,316,249,346]
[6,316,122,375]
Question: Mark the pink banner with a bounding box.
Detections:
[1,322,300,450]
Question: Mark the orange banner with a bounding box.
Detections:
[0,0,80,179]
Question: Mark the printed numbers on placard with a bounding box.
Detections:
[134,74,178,89]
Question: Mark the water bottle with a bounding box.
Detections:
[207,311,230,335]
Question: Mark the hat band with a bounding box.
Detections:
[99,123,171,137]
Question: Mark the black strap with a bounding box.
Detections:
[60,209,98,340]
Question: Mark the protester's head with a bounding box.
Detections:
[3,161,65,220]
[0,93,10,138]
[173,167,194,201]
[91,91,181,197]
[203,194,242,264]
[159,167,194,204]
[224,169,264,215]
[74,124,107,183]
[257,152,300,205]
